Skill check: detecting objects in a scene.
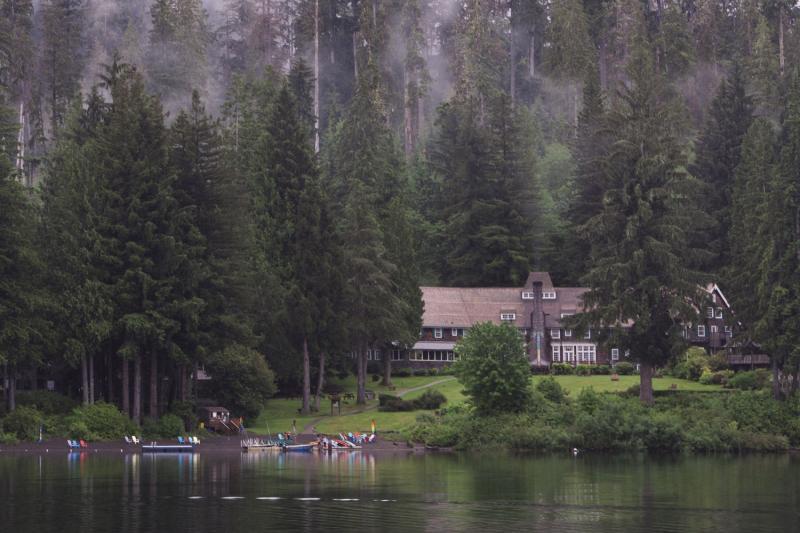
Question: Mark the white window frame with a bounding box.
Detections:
[576,345,596,363]
[698,325,706,337]
[551,329,561,339]
[707,307,714,318]
[715,308,723,319]
[611,348,620,361]
[584,329,591,340]
[564,329,572,338]
[542,291,557,300]
[521,291,534,300]
[500,313,516,321]
[560,312,573,319]
[434,328,442,339]
[391,349,403,361]
[710,325,718,334]
[724,325,733,334]
[373,349,381,360]
[551,345,561,362]
[563,345,575,362]
[452,328,459,337]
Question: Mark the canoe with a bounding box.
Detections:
[142,444,195,453]
[281,443,316,452]
[243,443,279,451]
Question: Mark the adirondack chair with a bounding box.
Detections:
[79,440,88,448]
[177,436,185,444]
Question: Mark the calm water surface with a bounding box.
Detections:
[0,451,798,532]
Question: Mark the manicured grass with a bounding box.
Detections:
[248,373,723,437]
[541,375,724,394]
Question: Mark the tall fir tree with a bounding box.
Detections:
[692,62,754,274]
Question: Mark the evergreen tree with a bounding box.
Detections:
[692,63,754,273]
[574,39,705,405]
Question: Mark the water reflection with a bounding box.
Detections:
[0,451,797,532]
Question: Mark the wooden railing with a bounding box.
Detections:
[727,354,770,366]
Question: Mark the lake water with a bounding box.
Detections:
[0,451,797,532]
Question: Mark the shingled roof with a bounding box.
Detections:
[421,273,589,330]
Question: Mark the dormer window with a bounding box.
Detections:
[500,312,516,321]
[542,291,557,299]
[551,329,560,339]
[715,308,723,319]
[434,328,442,339]
[521,291,534,300]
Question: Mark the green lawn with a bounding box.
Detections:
[543,374,723,394]
[248,373,723,437]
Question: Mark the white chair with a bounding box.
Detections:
[131,436,140,445]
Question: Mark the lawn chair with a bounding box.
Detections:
[190,436,200,445]
[79,440,88,448]
[67,440,80,449]
[124,436,132,444]
[177,436,185,444]
[131,436,140,445]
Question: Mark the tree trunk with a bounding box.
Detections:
[314,351,326,412]
[301,337,311,414]
[403,68,413,158]
[509,5,516,109]
[81,354,89,406]
[772,357,781,400]
[314,0,320,153]
[133,356,142,425]
[639,362,654,405]
[89,354,95,404]
[529,29,535,78]
[30,367,37,391]
[149,352,158,419]
[8,374,16,412]
[122,358,130,416]
[352,31,359,80]
[779,8,785,77]
[382,347,392,387]
[356,345,367,405]
[108,353,113,404]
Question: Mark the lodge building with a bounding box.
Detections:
[384,272,739,369]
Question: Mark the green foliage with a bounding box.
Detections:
[550,363,574,375]
[672,348,710,381]
[142,414,185,439]
[15,391,78,415]
[575,365,592,376]
[203,344,277,419]
[66,402,137,441]
[453,323,532,414]
[536,376,568,403]
[699,370,734,386]
[614,362,636,375]
[378,390,447,412]
[726,370,771,391]
[1,406,44,441]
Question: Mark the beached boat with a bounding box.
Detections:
[281,442,316,452]
[141,443,196,453]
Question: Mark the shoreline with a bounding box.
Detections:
[0,433,428,455]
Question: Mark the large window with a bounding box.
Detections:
[552,345,561,362]
[698,325,706,337]
[611,348,620,361]
[410,350,457,362]
[391,349,404,361]
[563,345,575,362]
[434,328,442,339]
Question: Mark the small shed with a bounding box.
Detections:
[199,406,230,425]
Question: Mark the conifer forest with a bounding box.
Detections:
[1,0,800,419]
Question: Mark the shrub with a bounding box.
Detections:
[576,387,602,414]
[453,322,532,414]
[707,352,730,371]
[2,406,44,441]
[593,365,612,375]
[203,344,277,418]
[0,432,18,444]
[169,401,199,431]
[575,365,592,376]
[726,370,769,391]
[414,390,447,410]
[394,367,412,378]
[142,414,185,439]
[378,394,413,412]
[536,376,568,403]
[550,363,574,375]
[66,402,137,441]
[371,373,380,382]
[615,361,636,375]
[699,369,734,385]
[672,348,709,381]
[16,391,78,415]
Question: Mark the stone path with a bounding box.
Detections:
[300,377,456,434]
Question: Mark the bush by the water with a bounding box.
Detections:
[142,414,186,439]
[66,402,138,441]
[726,369,771,390]
[379,389,447,412]
[1,406,45,441]
[410,389,800,452]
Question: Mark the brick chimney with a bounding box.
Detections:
[531,281,544,365]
